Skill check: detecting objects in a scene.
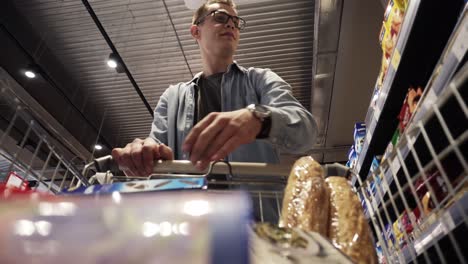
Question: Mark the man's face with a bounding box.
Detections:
[195,3,241,58]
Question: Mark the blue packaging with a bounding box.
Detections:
[346,145,357,169]
[353,122,367,154]
[62,177,206,195]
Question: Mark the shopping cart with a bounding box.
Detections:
[74,155,351,223]
[1,66,351,224]
[3,53,466,263]
[0,68,90,194]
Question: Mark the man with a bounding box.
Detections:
[112,0,317,203]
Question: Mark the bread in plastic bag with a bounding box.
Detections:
[326,176,378,264]
[280,156,329,236]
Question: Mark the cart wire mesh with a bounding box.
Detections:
[0,68,92,194]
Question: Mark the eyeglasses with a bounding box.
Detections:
[195,10,246,30]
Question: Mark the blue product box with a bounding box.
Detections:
[353,122,367,155]
[62,177,206,195]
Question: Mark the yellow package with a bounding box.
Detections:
[380,0,406,59]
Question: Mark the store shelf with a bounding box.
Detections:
[358,59,467,263]
[355,0,467,181]
[356,9,468,212]
[366,62,466,221]
[399,191,468,263]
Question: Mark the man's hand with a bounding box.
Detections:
[182,109,262,171]
[111,137,174,176]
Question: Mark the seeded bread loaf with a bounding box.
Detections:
[326,176,377,264]
[280,156,329,237]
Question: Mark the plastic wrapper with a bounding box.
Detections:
[326,176,378,264]
[250,223,353,264]
[398,86,423,134]
[280,156,329,236]
[0,191,251,264]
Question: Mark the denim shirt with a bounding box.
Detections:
[149,62,317,165]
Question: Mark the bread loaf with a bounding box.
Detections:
[326,176,377,264]
[280,156,329,236]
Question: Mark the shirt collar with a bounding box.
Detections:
[187,61,246,85]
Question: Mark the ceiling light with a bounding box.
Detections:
[24,70,36,78]
[94,144,103,150]
[107,59,117,68]
[107,53,118,69]
[107,53,125,73]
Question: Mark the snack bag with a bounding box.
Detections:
[398,86,423,134]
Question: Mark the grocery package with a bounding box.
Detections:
[370,156,382,175]
[377,0,407,88]
[251,223,353,264]
[381,129,400,163]
[414,169,450,215]
[367,155,382,180]
[398,86,424,134]
[4,171,31,191]
[280,156,329,236]
[375,242,386,264]
[0,181,54,201]
[346,145,357,169]
[280,157,378,263]
[61,177,206,195]
[0,191,251,264]
[384,223,396,250]
[353,122,366,155]
[326,176,378,264]
[391,207,423,249]
[369,83,381,113]
[381,0,405,58]
[358,191,369,217]
[366,174,382,199]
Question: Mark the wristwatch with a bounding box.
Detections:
[246,104,272,139]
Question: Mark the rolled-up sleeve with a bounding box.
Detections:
[149,88,169,145]
[252,68,318,154]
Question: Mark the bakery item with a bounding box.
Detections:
[280,156,329,236]
[326,176,378,264]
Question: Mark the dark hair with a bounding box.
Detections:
[192,0,237,25]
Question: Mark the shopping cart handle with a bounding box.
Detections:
[92,156,349,179]
[153,160,293,177]
[93,155,120,173]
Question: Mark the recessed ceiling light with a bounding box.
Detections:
[25,70,36,78]
[107,53,125,73]
[94,144,103,150]
[107,59,118,68]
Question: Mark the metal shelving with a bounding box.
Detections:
[356,8,467,212]
[355,0,466,181]
[357,49,467,264]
